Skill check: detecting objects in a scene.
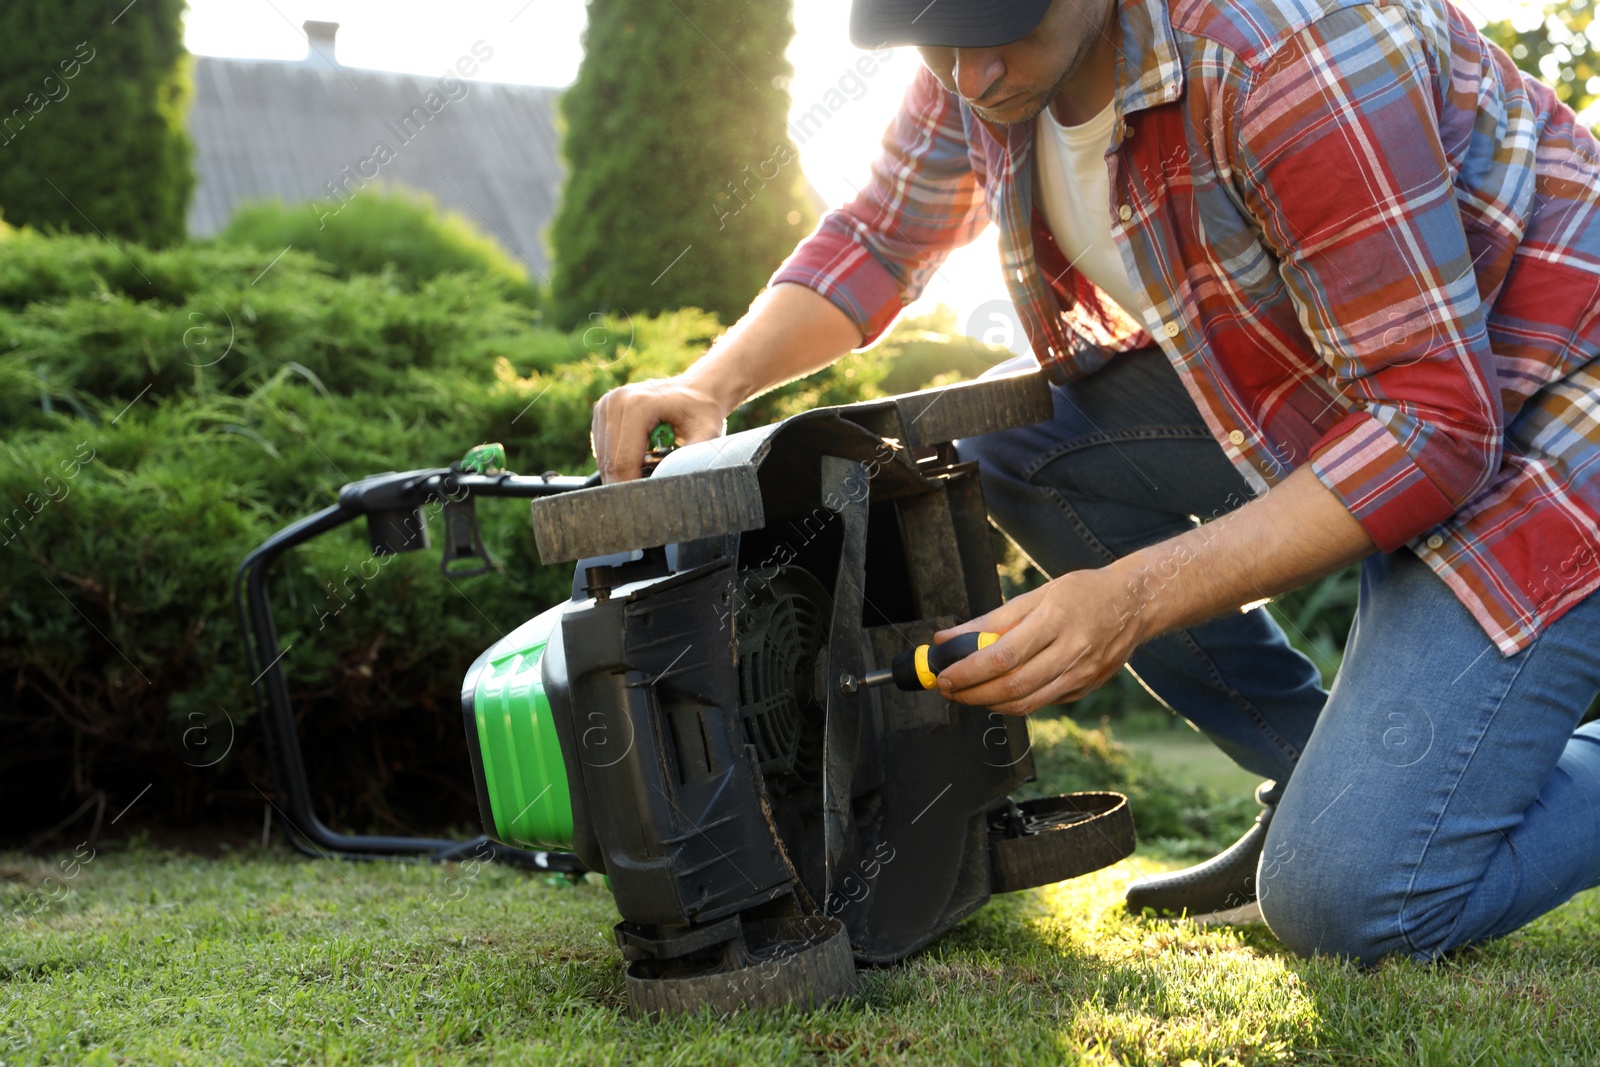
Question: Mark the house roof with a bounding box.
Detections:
[187,23,831,285]
[186,41,564,280]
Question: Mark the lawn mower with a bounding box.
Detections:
[237,368,1136,1017]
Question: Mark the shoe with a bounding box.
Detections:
[1124,782,1276,919]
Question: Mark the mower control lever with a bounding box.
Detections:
[841,631,1000,694]
[639,422,678,477]
[440,497,492,578]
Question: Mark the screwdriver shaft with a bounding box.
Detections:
[858,667,895,689]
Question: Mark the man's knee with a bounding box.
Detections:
[1256,819,1404,966]
[1255,808,1482,966]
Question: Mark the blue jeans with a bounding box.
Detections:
[957,349,1600,964]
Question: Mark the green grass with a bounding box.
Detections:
[1121,732,1263,797]
[4,836,1599,1065]
[3,716,1595,1064]
[1092,711,1267,800]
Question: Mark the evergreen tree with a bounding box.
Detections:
[550,0,816,328]
[0,0,194,247]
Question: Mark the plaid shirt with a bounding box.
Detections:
[772,0,1600,655]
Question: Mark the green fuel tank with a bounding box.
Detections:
[461,602,573,850]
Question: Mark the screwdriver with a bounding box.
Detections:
[839,632,1000,694]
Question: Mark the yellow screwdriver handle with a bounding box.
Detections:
[898,631,1000,690]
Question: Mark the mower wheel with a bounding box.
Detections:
[625,914,855,1017]
[990,792,1135,894]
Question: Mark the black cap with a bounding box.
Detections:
[849,0,1053,48]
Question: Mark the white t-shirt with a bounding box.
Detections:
[1035,98,1143,322]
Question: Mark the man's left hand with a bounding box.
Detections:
[931,566,1146,716]
[930,465,1377,716]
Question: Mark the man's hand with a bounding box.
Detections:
[587,284,864,483]
[932,567,1147,716]
[591,378,727,483]
[932,464,1376,716]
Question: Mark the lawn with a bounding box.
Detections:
[1085,710,1267,800]
[5,719,1600,1065]
[6,843,1600,1065]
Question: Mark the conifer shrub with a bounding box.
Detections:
[221,190,540,307]
[0,230,882,838]
[0,0,193,247]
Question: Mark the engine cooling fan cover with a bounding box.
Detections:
[731,567,832,790]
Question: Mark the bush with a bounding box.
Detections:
[220,189,540,306]
[867,307,1019,395]
[1021,716,1258,852]
[0,231,883,840]
[1,226,1334,847]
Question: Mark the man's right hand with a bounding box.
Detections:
[587,284,866,483]
[590,377,728,483]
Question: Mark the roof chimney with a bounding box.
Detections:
[303,21,339,66]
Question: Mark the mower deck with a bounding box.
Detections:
[468,368,1136,1014]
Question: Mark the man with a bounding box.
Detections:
[590,0,1600,964]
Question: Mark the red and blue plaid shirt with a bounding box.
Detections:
[772,0,1600,655]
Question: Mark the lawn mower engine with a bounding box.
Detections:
[461,370,1135,1016]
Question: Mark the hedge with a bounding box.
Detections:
[221,189,540,307]
[0,227,893,841]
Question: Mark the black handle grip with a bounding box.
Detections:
[928,632,988,673]
[889,631,999,691]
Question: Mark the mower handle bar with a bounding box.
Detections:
[233,466,599,871]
